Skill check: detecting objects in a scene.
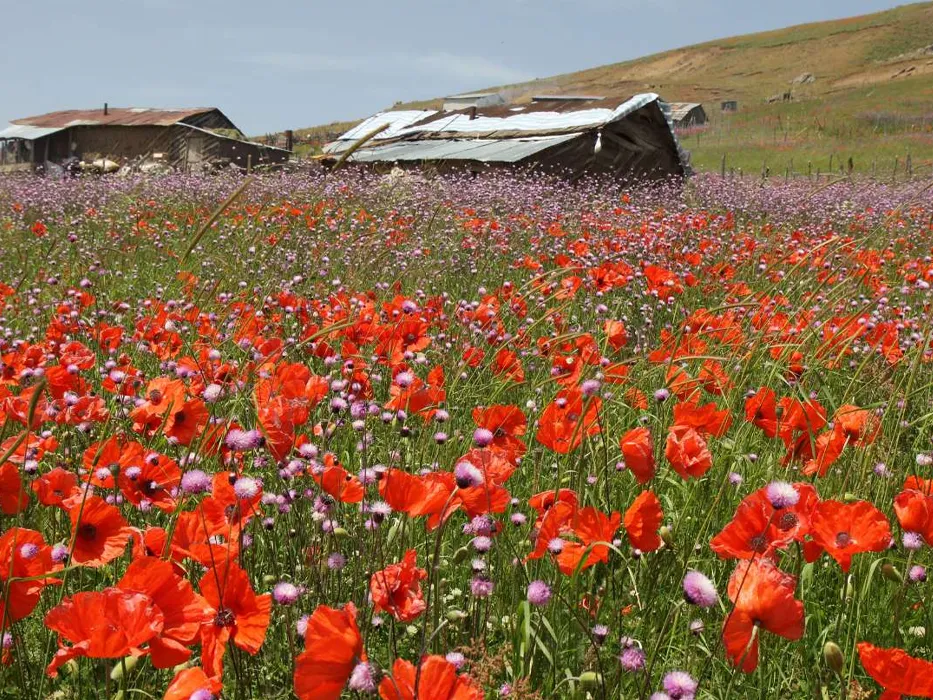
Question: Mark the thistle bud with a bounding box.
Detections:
[659,525,674,548]
[823,641,844,675]
[332,527,350,538]
[446,610,468,622]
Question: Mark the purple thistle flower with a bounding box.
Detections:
[682,570,718,608]
[663,671,698,699]
[181,469,212,495]
[903,532,924,551]
[225,428,263,451]
[473,427,494,447]
[454,461,483,488]
[272,582,300,605]
[619,646,646,672]
[348,662,377,692]
[527,580,552,607]
[765,481,799,509]
[909,564,927,583]
[233,476,260,500]
[471,577,495,598]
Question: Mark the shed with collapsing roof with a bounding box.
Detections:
[322,94,690,182]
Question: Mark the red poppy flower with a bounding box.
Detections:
[294,603,365,700]
[117,443,181,512]
[164,667,223,700]
[809,499,891,572]
[664,425,713,479]
[491,348,524,384]
[535,389,601,455]
[619,427,655,483]
[555,506,622,574]
[379,469,456,525]
[45,589,165,676]
[894,489,933,544]
[623,490,663,552]
[472,404,527,460]
[528,488,578,524]
[672,400,732,438]
[711,484,818,560]
[378,655,484,700]
[164,397,208,445]
[199,560,272,680]
[604,320,628,351]
[0,527,58,629]
[118,557,213,668]
[723,559,804,672]
[370,550,427,623]
[31,467,80,508]
[857,642,933,699]
[68,495,133,566]
[0,462,29,515]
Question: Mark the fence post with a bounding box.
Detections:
[906,152,912,179]
[893,157,898,183]
[828,153,834,172]
[720,153,726,178]
[807,161,812,180]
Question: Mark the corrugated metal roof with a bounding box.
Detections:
[0,123,66,140]
[350,134,578,163]
[392,93,662,138]
[11,107,219,128]
[329,110,438,147]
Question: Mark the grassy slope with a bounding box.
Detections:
[277,2,933,174]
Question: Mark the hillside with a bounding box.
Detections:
[276,2,933,175]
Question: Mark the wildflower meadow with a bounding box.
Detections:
[2,169,933,699]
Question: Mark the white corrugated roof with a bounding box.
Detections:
[351,134,578,163]
[0,123,66,140]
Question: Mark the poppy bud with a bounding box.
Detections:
[446,610,468,622]
[452,546,471,564]
[882,562,903,583]
[262,574,276,585]
[59,659,80,677]
[579,671,601,690]
[109,656,139,681]
[823,641,844,675]
[659,525,674,548]
[332,527,349,538]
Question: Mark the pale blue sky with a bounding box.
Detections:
[1,0,918,134]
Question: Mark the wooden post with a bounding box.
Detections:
[828,153,834,172]
[247,153,252,174]
[784,166,789,183]
[893,157,898,183]
[284,130,294,151]
[906,152,912,179]
[871,160,876,179]
[761,161,767,179]
[720,153,726,178]
[807,161,812,180]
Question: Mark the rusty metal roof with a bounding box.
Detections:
[10,107,220,128]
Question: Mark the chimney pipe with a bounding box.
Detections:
[285,129,294,151]
[104,102,109,116]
